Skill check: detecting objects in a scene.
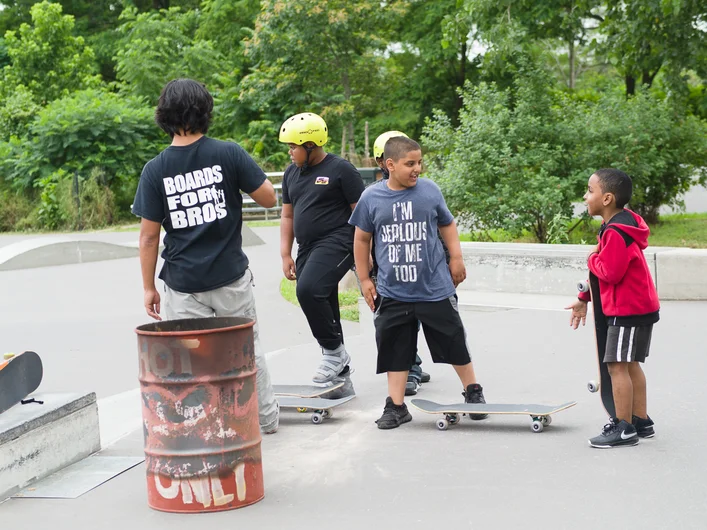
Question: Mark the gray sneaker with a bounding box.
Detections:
[313,349,351,384]
[321,366,356,399]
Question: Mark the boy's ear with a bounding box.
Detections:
[603,192,615,206]
[385,157,395,172]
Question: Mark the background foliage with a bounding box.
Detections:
[0,0,704,236]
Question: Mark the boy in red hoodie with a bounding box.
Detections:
[566,168,660,448]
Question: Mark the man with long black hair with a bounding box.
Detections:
[132,78,280,434]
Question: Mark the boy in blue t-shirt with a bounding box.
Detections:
[349,136,488,429]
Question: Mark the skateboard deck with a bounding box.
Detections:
[578,276,616,418]
[273,382,344,398]
[278,394,355,424]
[411,398,577,433]
[0,351,43,415]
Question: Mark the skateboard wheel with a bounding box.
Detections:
[577,280,589,293]
[311,413,323,424]
[436,418,449,431]
[297,407,308,413]
[447,413,460,425]
[542,416,552,426]
[587,380,599,393]
[322,409,333,419]
[531,420,544,433]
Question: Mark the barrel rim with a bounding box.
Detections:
[135,316,255,337]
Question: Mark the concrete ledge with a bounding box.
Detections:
[458,242,707,300]
[655,248,707,300]
[0,392,100,500]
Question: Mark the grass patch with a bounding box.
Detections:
[461,212,707,248]
[279,277,360,322]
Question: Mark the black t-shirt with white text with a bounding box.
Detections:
[282,154,364,245]
[132,136,266,293]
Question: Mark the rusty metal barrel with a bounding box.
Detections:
[135,316,264,513]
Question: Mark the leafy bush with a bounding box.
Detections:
[570,92,707,222]
[423,70,579,243]
[2,88,164,210]
[423,70,707,241]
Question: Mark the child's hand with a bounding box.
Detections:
[449,256,466,287]
[565,299,588,329]
[360,278,377,311]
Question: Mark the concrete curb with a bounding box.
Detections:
[0,392,101,500]
[459,242,707,300]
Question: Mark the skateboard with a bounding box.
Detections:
[411,398,577,433]
[273,382,344,398]
[277,395,355,425]
[578,276,616,418]
[0,351,43,415]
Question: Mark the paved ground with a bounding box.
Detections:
[0,226,705,528]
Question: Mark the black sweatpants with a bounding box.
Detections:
[295,235,354,350]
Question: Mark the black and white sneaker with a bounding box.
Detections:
[420,371,431,383]
[463,383,488,420]
[632,415,655,438]
[589,418,639,448]
[375,397,412,429]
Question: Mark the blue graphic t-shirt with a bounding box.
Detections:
[349,178,456,302]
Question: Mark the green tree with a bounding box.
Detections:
[196,0,262,141]
[2,88,164,208]
[241,0,406,157]
[461,0,602,90]
[114,7,224,102]
[384,0,479,131]
[596,0,706,97]
[0,1,99,104]
[572,92,707,222]
[422,69,579,243]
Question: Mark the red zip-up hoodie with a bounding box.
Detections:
[578,209,660,324]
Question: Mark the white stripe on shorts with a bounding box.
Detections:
[626,327,635,362]
[616,326,625,362]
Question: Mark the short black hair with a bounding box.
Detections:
[384,136,421,162]
[155,79,213,137]
[594,168,633,209]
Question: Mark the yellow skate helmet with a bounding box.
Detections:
[279,113,328,146]
[373,130,409,159]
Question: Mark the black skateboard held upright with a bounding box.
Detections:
[579,276,616,418]
[0,351,43,415]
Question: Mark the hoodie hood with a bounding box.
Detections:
[604,209,650,249]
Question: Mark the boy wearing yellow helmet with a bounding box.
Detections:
[279,113,365,386]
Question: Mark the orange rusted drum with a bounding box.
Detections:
[135,317,264,513]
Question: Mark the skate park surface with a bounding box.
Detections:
[0,225,705,529]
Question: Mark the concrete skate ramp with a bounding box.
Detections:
[0,225,264,271]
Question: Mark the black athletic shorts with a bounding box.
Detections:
[604,325,653,363]
[373,295,471,373]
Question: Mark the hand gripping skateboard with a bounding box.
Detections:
[578,275,616,418]
[0,351,43,415]
[411,399,576,433]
